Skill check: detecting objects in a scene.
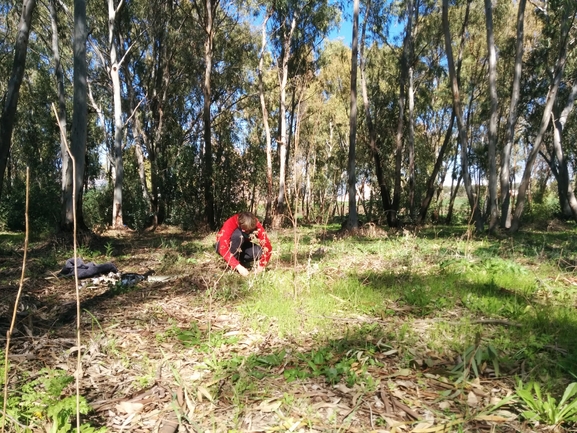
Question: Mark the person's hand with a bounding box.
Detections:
[235,264,249,277]
[255,265,266,274]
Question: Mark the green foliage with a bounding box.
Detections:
[451,339,500,382]
[0,181,60,234]
[524,194,560,226]
[0,367,102,432]
[104,241,114,257]
[515,381,577,426]
[171,323,240,352]
[83,186,112,230]
[283,342,381,388]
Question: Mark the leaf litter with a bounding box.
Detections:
[0,227,566,432]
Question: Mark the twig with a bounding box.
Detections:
[1,167,29,433]
[52,103,82,431]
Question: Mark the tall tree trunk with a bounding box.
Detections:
[258,13,273,227]
[419,0,469,223]
[446,173,462,225]
[199,0,216,230]
[484,0,499,232]
[0,0,37,200]
[418,111,455,224]
[49,0,70,226]
[500,0,526,228]
[407,64,416,220]
[273,14,297,229]
[346,0,360,230]
[125,65,153,212]
[407,0,418,220]
[509,12,574,232]
[62,0,88,231]
[109,0,124,229]
[359,0,392,222]
[391,0,413,227]
[442,0,483,232]
[550,80,577,221]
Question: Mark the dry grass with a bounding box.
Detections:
[1,225,576,432]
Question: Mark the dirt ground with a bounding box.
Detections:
[0,228,550,432]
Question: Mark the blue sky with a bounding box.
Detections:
[328,19,353,46]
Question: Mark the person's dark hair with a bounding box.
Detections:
[238,212,257,232]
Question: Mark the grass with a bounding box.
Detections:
[2,222,577,431]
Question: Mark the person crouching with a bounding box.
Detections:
[215,211,272,276]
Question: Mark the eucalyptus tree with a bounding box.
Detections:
[46,0,74,228]
[77,0,128,229]
[61,0,89,230]
[346,0,360,230]
[546,79,577,221]
[189,0,220,230]
[359,0,393,223]
[388,0,414,227]
[484,0,498,231]
[509,1,576,233]
[264,0,338,228]
[316,41,350,220]
[107,0,127,228]
[257,12,274,226]
[123,0,194,226]
[500,0,526,228]
[359,0,452,226]
[0,0,37,201]
[442,0,483,232]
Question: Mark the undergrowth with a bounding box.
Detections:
[2,223,577,431]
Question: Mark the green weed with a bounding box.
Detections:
[451,337,500,382]
[0,367,104,432]
[104,241,114,257]
[516,380,577,427]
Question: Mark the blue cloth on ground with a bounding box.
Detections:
[58,258,118,279]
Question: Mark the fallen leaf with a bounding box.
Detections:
[197,386,213,402]
[257,399,282,412]
[467,391,478,407]
[391,368,412,377]
[115,401,144,414]
[438,401,451,410]
[412,422,433,432]
[334,383,353,393]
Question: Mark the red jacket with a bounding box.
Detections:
[216,214,272,269]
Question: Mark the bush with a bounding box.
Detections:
[0,180,60,234]
[83,185,112,230]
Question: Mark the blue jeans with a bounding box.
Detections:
[216,228,262,266]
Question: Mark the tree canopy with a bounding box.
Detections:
[0,0,576,233]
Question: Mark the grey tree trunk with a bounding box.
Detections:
[258,14,274,227]
[196,0,217,229]
[125,65,153,212]
[346,0,360,230]
[442,0,483,232]
[550,81,577,221]
[500,0,526,229]
[0,0,37,200]
[484,0,499,232]
[49,0,70,225]
[359,0,392,221]
[510,12,574,232]
[273,14,297,228]
[418,112,454,224]
[109,0,124,228]
[419,0,469,224]
[62,0,88,230]
[407,65,415,220]
[391,0,413,227]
